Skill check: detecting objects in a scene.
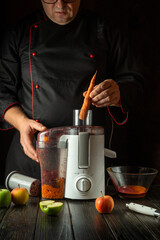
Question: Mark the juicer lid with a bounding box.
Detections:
[37,125,104,143]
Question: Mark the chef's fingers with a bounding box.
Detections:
[92,95,120,107]
[83,91,87,97]
[22,138,38,162]
[20,120,47,162]
[90,79,113,99]
[83,79,114,98]
[90,79,120,107]
[20,132,38,162]
[91,88,114,102]
[29,120,47,133]
[92,89,120,106]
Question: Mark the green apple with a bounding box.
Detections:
[0,189,12,207]
[39,200,63,215]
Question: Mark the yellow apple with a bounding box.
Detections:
[11,187,29,205]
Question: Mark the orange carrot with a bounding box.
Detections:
[44,136,49,142]
[42,178,65,199]
[79,71,97,120]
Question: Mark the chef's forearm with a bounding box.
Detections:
[3,105,29,132]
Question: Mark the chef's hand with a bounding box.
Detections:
[19,119,47,162]
[89,79,120,107]
[4,105,47,162]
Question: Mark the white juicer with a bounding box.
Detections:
[58,110,116,200]
[37,110,116,200]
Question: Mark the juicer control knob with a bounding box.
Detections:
[76,178,91,192]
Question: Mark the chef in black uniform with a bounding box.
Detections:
[0,0,143,180]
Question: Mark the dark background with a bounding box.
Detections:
[0,0,160,185]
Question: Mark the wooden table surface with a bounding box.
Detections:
[0,185,160,240]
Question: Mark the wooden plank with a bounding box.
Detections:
[147,185,160,204]
[34,200,74,240]
[103,197,158,240]
[0,207,9,223]
[0,186,160,240]
[68,200,115,240]
[0,196,39,240]
[120,191,160,240]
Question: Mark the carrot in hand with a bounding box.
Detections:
[79,71,97,120]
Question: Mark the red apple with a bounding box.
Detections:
[95,191,114,213]
[11,186,29,205]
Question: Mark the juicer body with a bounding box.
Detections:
[59,133,105,199]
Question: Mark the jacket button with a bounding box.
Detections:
[34,24,38,28]
[35,85,39,89]
[32,52,36,56]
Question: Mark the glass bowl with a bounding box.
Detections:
[107,166,158,198]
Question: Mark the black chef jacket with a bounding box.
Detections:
[0,8,144,180]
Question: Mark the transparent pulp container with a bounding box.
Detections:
[36,127,71,199]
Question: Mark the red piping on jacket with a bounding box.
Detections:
[2,102,21,122]
[107,100,128,125]
[29,16,47,120]
[0,127,14,131]
[0,102,20,131]
[0,13,48,131]
[29,25,34,119]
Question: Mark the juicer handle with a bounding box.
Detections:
[104,148,117,158]
[58,135,68,148]
[78,132,89,169]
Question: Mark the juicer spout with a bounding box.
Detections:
[104,148,117,158]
